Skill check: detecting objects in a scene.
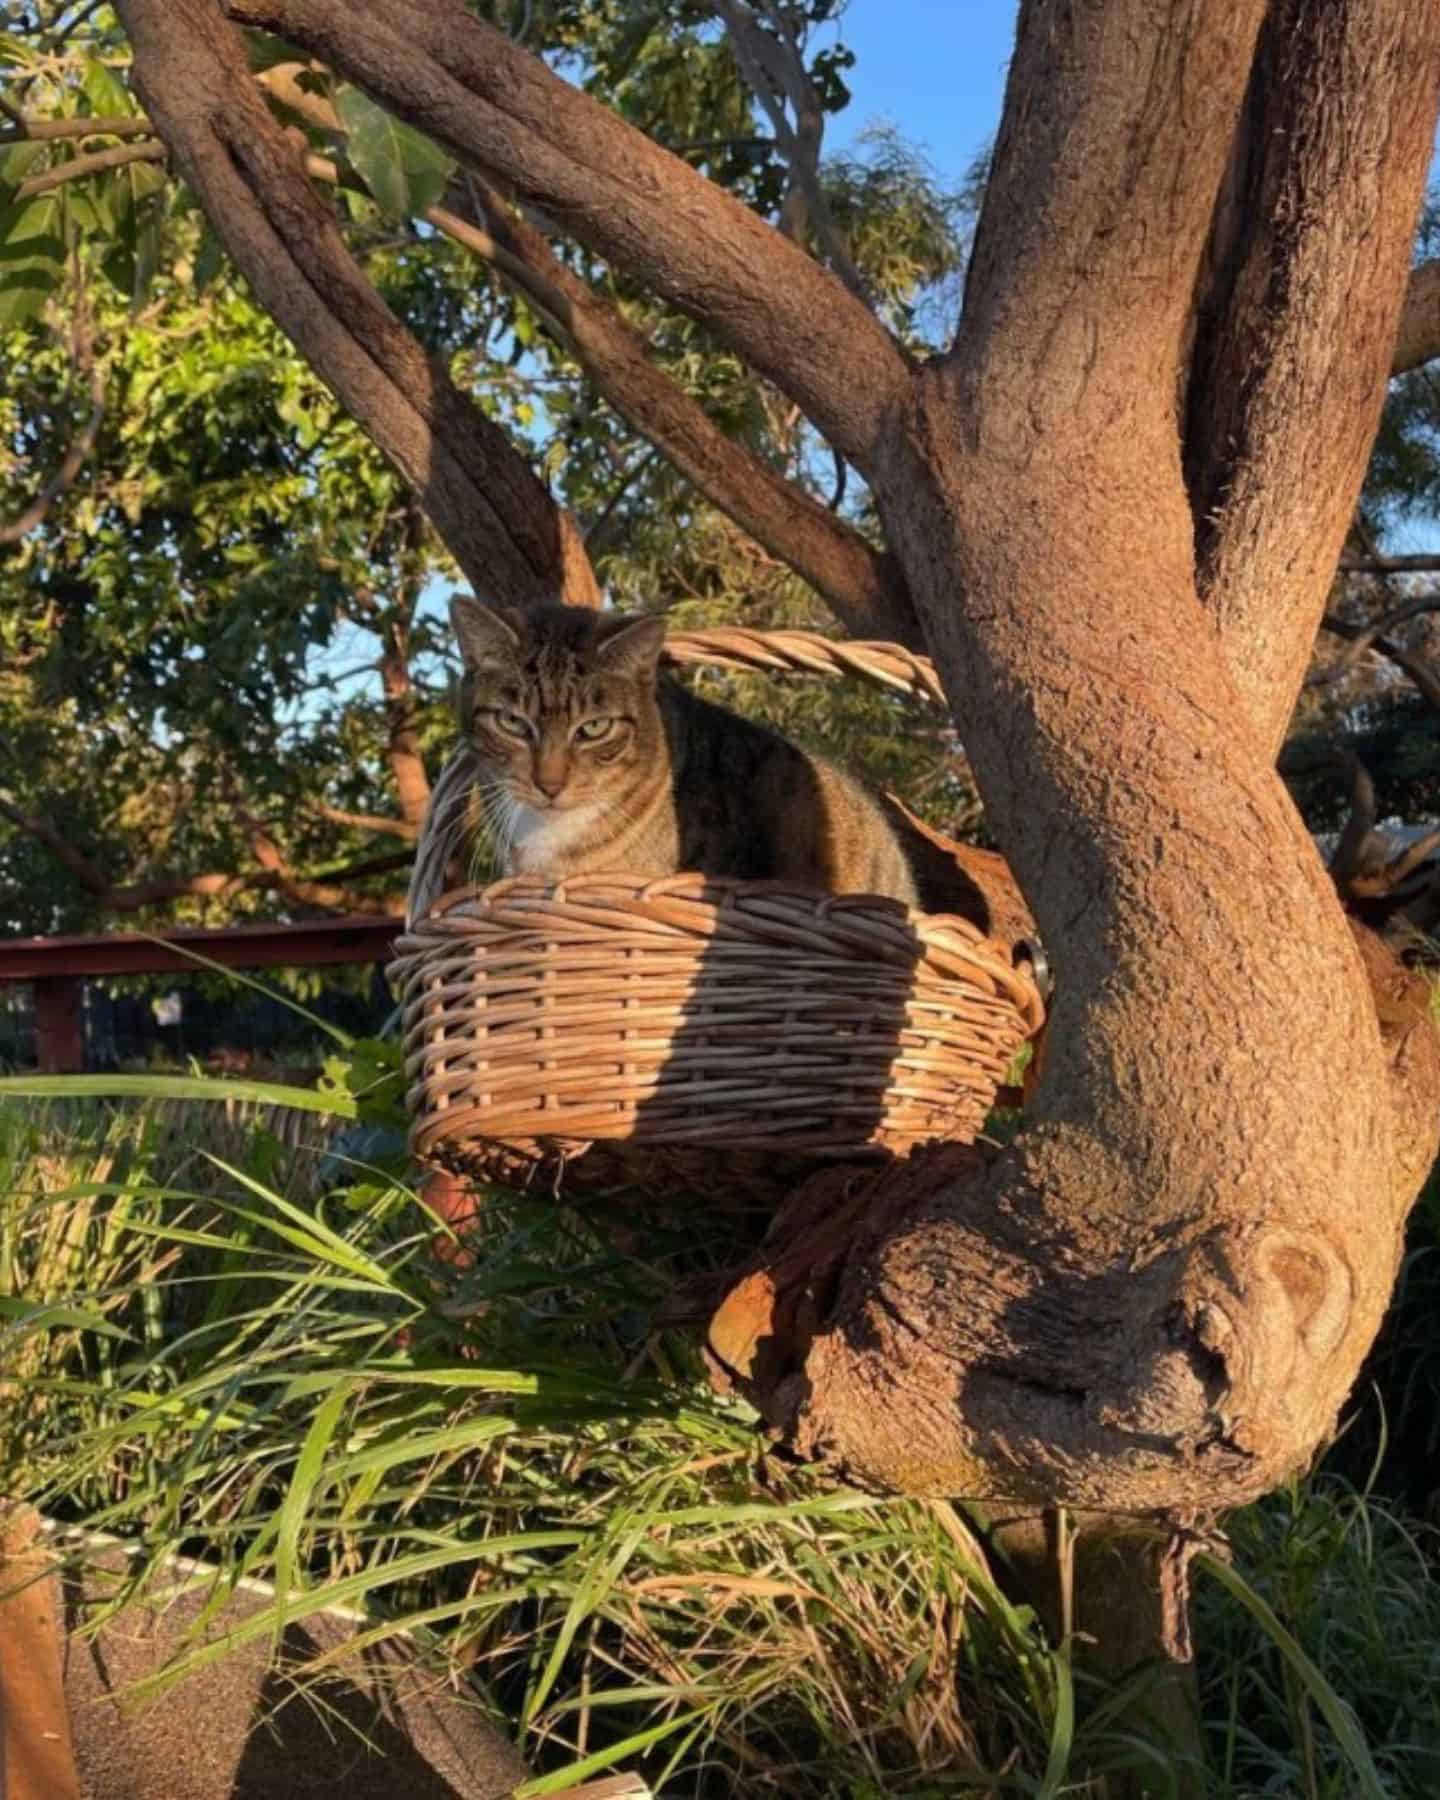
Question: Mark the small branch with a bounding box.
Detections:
[0,310,104,547]
[15,140,166,200]
[711,0,872,308]
[439,178,916,640]
[1338,552,1440,574]
[1319,611,1440,713]
[0,788,410,914]
[1309,595,1440,687]
[0,116,156,142]
[1328,751,1378,887]
[313,802,420,841]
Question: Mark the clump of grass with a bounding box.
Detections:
[1196,1478,1440,1798]
[5,1078,1440,1796]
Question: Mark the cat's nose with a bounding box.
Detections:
[534,767,567,799]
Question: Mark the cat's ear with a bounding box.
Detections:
[594,612,666,679]
[451,595,520,671]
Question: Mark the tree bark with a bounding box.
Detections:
[113,0,593,607]
[1187,0,1440,752]
[107,0,1440,1524]
[222,0,911,466]
[722,0,1440,1508]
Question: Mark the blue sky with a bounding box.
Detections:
[829,1,1017,179]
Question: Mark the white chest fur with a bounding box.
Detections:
[507,801,602,875]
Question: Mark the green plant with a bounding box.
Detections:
[7,1078,1440,1796]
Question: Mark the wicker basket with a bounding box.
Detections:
[392,629,1045,1204]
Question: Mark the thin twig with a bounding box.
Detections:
[15,139,166,199]
[0,270,105,547]
[0,115,155,142]
[1339,552,1440,574]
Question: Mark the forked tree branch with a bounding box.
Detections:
[221,0,911,467]
[1310,595,1440,686]
[263,56,916,638]
[113,0,598,609]
[446,180,916,641]
[1185,0,1440,752]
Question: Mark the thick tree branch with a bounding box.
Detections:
[1186,0,1440,752]
[113,0,598,609]
[769,0,1434,1510]
[258,56,915,639]
[1393,260,1440,376]
[222,0,911,467]
[446,180,916,641]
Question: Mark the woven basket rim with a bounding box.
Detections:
[395,871,1045,1035]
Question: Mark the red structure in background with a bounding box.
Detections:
[0,917,402,1072]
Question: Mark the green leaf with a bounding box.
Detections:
[82,55,138,120]
[0,195,64,326]
[332,84,454,218]
[0,1297,131,1342]
[1,139,50,198]
[1195,1549,1390,1800]
[193,225,226,293]
[0,1074,358,1118]
[242,30,313,74]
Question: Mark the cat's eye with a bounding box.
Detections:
[573,716,615,743]
[489,709,532,738]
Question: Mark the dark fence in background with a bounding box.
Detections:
[0,918,403,1072]
[1,969,393,1072]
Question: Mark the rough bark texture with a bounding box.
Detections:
[222,0,911,465]
[1188,0,1440,752]
[118,0,1440,1521]
[113,0,589,606]
[735,0,1440,1506]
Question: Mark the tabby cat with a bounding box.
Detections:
[450,597,919,905]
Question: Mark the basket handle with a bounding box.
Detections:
[662,627,944,706]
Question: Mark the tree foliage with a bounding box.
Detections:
[0,1,972,932]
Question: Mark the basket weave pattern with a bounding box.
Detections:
[392,874,1043,1199]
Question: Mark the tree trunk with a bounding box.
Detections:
[119,0,1440,1521]
[721,0,1440,1510]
